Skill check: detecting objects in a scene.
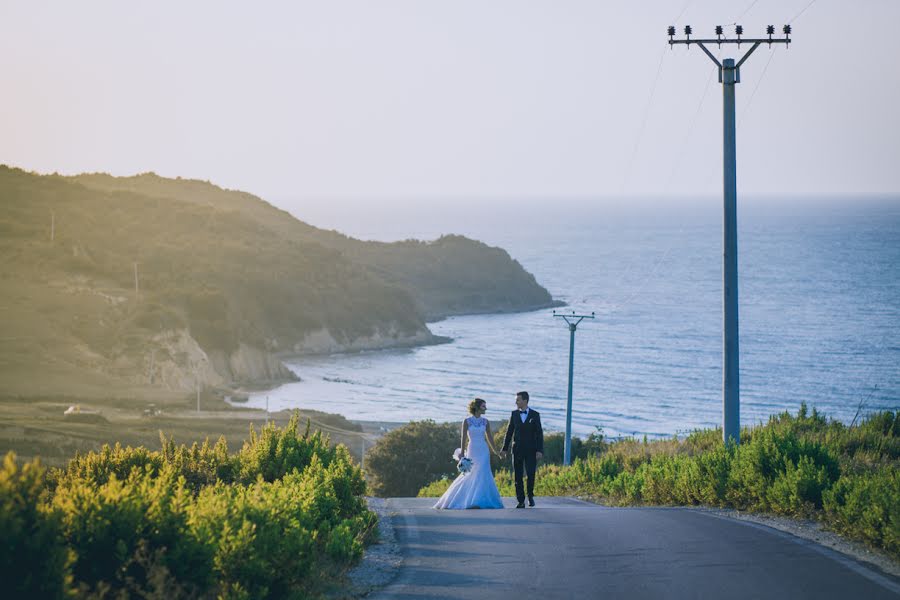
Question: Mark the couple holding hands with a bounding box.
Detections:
[433,391,544,510]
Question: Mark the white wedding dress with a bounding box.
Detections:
[433,416,504,509]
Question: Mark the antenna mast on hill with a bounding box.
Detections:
[553,310,594,466]
[668,24,792,445]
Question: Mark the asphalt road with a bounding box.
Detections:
[368,497,899,600]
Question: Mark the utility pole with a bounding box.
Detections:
[553,310,595,466]
[50,210,55,243]
[134,262,140,296]
[668,24,792,445]
[196,375,201,413]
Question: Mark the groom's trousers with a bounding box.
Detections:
[512,451,537,502]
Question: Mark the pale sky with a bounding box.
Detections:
[2,1,899,210]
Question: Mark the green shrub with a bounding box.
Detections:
[52,464,210,594]
[13,413,374,598]
[726,425,839,513]
[365,420,459,497]
[823,467,900,555]
[236,414,339,484]
[189,456,374,598]
[0,452,72,600]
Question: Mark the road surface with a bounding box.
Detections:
[368,497,899,600]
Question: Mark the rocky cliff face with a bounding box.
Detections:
[144,331,296,392]
[127,324,441,393]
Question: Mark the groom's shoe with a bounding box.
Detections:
[528,497,535,507]
[516,501,526,508]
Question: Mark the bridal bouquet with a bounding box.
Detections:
[452,448,473,473]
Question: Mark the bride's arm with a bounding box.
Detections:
[460,419,469,456]
[485,421,499,455]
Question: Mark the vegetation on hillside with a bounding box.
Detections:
[415,406,899,560]
[0,413,374,599]
[67,171,559,320]
[0,166,557,397]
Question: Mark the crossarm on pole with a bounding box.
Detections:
[695,42,722,68]
[736,42,762,69]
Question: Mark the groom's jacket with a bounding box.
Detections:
[502,409,544,455]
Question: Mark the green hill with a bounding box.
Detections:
[0,166,558,399]
[68,171,558,319]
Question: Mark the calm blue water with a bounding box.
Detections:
[243,197,900,438]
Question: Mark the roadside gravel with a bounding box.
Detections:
[333,498,403,599]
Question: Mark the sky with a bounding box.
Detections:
[2,1,899,215]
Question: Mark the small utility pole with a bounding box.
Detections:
[196,375,201,413]
[50,210,55,243]
[668,23,792,445]
[553,310,595,466]
[134,262,140,296]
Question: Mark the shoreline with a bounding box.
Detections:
[239,300,565,397]
[422,299,566,324]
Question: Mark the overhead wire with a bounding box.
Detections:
[789,0,818,23]
[620,42,670,194]
[598,2,716,318]
[673,0,693,25]
[737,45,778,130]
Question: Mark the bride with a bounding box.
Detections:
[433,397,504,509]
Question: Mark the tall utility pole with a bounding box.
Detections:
[668,24,792,445]
[553,310,595,466]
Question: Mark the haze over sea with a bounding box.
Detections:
[243,196,899,439]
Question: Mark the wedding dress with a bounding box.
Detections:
[433,416,504,509]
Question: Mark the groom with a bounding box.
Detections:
[500,391,544,508]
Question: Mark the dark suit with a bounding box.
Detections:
[502,409,544,503]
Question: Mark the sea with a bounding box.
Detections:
[239,196,900,439]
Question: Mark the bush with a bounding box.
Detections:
[53,464,209,594]
[726,425,839,513]
[188,455,374,598]
[365,421,459,497]
[236,414,340,484]
[7,412,374,598]
[0,452,72,600]
[823,467,900,555]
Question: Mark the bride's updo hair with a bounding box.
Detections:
[468,398,485,415]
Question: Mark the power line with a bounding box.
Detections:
[737,0,761,22]
[674,0,693,24]
[789,0,818,23]
[666,63,718,188]
[738,45,778,130]
[621,43,669,193]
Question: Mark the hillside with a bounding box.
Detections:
[0,166,558,398]
[69,172,559,319]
